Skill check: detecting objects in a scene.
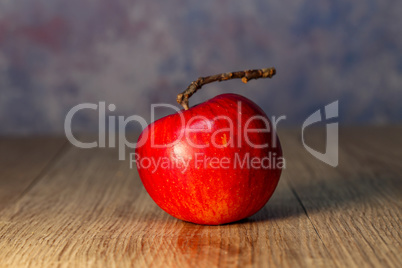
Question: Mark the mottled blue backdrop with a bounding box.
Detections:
[1,0,401,134]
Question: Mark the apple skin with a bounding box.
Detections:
[135,93,283,225]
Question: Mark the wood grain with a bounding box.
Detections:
[0,137,66,212]
[0,127,401,267]
[282,127,402,268]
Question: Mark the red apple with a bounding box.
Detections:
[135,93,283,225]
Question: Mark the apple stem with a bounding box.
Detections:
[176,67,276,110]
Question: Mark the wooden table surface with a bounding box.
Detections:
[0,127,401,267]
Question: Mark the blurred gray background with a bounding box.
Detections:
[1,0,401,134]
